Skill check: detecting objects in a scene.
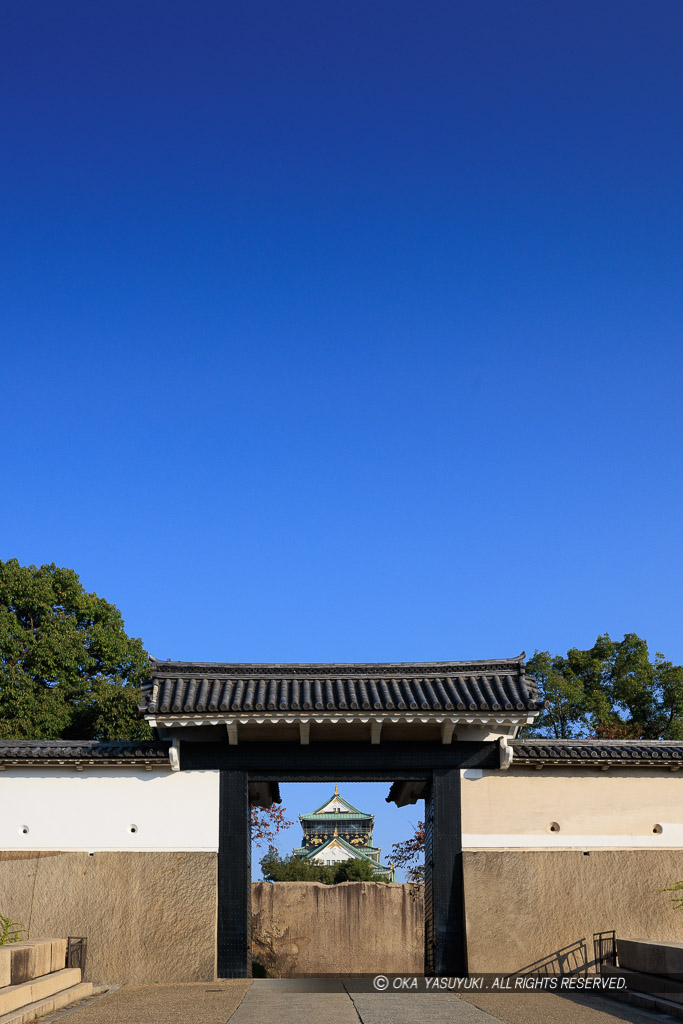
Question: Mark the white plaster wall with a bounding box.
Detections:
[310,841,363,864]
[0,768,219,851]
[460,767,683,849]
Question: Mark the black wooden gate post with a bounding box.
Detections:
[424,768,467,976]
[217,770,251,978]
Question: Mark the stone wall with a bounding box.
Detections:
[0,851,217,985]
[5,849,681,982]
[0,855,422,982]
[251,881,424,976]
[464,849,683,973]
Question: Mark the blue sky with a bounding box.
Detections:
[253,782,420,881]
[3,2,682,868]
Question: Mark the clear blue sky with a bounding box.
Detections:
[3,2,683,868]
[253,782,421,881]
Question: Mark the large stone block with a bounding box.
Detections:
[9,946,34,985]
[0,852,217,984]
[0,948,10,988]
[463,850,683,974]
[2,940,66,987]
[19,940,52,978]
[251,882,424,977]
[8,941,53,984]
[50,938,67,972]
[617,938,683,978]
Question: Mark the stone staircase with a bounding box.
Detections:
[0,939,92,1024]
[603,938,683,1020]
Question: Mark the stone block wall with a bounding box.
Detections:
[0,854,422,982]
[4,848,682,983]
[463,849,683,973]
[251,881,424,976]
[0,851,217,984]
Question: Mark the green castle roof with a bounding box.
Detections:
[299,787,373,820]
[295,833,392,873]
[300,811,373,821]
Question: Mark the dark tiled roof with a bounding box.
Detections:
[141,656,538,716]
[0,740,171,764]
[511,739,683,765]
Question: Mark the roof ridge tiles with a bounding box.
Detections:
[141,657,538,717]
[513,738,683,746]
[148,655,526,673]
[0,740,170,761]
[510,738,683,765]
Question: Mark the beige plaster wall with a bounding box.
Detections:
[464,849,683,973]
[0,851,217,984]
[462,768,683,841]
[251,881,424,976]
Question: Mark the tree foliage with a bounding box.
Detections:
[0,560,152,740]
[0,915,28,945]
[390,820,425,893]
[658,880,683,910]
[390,632,683,886]
[260,849,388,884]
[251,804,294,847]
[524,634,683,740]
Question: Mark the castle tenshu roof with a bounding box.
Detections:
[300,788,372,820]
[296,833,392,872]
[141,656,538,717]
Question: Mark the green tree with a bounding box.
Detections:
[390,820,425,893]
[332,858,388,883]
[260,850,336,882]
[259,850,387,884]
[524,633,683,740]
[0,559,152,740]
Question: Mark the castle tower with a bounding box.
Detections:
[292,786,396,880]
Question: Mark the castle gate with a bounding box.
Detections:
[141,655,539,977]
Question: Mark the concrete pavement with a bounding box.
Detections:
[458,988,663,1024]
[38,978,667,1024]
[229,980,663,1024]
[38,981,250,1024]
[228,980,363,1024]
[229,980,501,1024]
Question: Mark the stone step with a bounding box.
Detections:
[0,940,67,987]
[0,968,82,1017]
[0,982,93,1024]
[617,938,683,978]
[605,982,683,1022]
[603,963,683,1003]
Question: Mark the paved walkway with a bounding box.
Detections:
[44,979,665,1024]
[229,981,663,1024]
[458,989,662,1024]
[42,981,250,1024]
